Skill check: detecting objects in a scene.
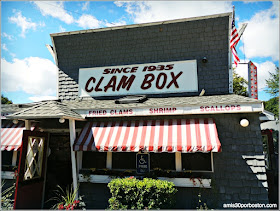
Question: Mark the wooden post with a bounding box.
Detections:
[106,152,112,169]
[12,151,18,166]
[25,120,31,130]
[175,152,182,171]
[69,119,78,199]
[77,151,83,172]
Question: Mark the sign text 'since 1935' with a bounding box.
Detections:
[78,60,198,97]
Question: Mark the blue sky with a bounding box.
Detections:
[1,1,279,104]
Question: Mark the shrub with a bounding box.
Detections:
[107,177,177,209]
[48,185,86,210]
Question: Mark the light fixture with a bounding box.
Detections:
[13,119,19,124]
[202,57,208,63]
[240,118,249,127]
[59,118,65,124]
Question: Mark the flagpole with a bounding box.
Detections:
[229,6,234,93]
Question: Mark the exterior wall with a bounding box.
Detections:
[79,113,269,209]
[52,14,230,100]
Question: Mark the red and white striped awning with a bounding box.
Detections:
[74,118,221,152]
[1,122,37,151]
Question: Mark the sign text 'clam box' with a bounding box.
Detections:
[78,60,198,97]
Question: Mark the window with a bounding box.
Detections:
[182,153,212,171]
[81,152,213,172]
[1,151,14,166]
[112,152,136,170]
[24,137,45,180]
[82,152,106,169]
[150,153,175,170]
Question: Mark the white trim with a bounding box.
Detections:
[175,152,182,171]
[69,119,78,199]
[1,171,15,180]
[12,151,18,166]
[51,13,231,37]
[106,152,112,169]
[211,152,214,173]
[25,120,31,130]
[78,174,211,188]
[50,36,59,100]
[77,151,83,172]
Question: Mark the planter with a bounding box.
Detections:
[157,177,211,188]
[79,174,113,183]
[78,174,211,188]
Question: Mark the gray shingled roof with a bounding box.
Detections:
[1,103,38,113]
[5,94,262,120]
[62,94,262,110]
[7,101,84,120]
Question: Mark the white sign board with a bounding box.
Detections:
[78,60,198,97]
[76,103,263,118]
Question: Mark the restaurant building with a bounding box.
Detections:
[1,12,270,209]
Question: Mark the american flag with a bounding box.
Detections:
[230,7,240,66]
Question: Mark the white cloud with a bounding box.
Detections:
[1,57,57,96]
[104,19,127,27]
[33,1,74,24]
[235,60,277,91]
[2,32,13,40]
[9,11,38,37]
[115,1,232,23]
[1,44,8,51]
[59,25,66,32]
[29,95,57,102]
[82,1,90,11]
[76,14,101,29]
[240,2,279,61]
[10,52,16,58]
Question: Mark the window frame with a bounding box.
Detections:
[79,151,214,173]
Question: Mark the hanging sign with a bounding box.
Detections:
[136,153,150,174]
[78,60,198,97]
[249,61,258,99]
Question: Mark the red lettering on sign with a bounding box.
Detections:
[141,74,155,90]
[89,110,107,116]
[95,77,104,92]
[200,106,204,112]
[85,77,95,92]
[156,73,167,89]
[103,69,110,74]
[116,75,136,91]
[104,76,117,92]
[166,71,183,88]
[149,107,177,114]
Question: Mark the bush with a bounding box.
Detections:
[107,177,177,209]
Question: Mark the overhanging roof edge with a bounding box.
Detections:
[50,12,232,37]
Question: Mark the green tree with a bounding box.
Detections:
[264,97,279,118]
[264,66,279,118]
[233,70,248,96]
[1,95,13,104]
[265,67,279,97]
